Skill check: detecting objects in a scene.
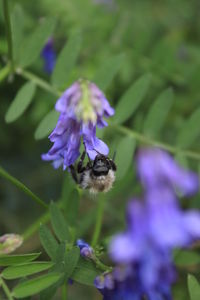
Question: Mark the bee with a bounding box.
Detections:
[69,150,117,194]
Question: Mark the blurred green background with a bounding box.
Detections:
[1,0,200,299]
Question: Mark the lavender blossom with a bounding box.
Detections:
[42,79,114,169]
[76,239,94,259]
[100,148,200,299]
[137,148,199,196]
[41,38,56,74]
[0,234,23,254]
[95,262,174,300]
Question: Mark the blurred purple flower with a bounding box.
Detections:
[137,148,199,196]
[42,79,114,169]
[99,148,200,299]
[95,262,174,300]
[41,38,56,74]
[76,239,94,259]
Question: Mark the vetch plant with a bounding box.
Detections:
[1,1,200,300]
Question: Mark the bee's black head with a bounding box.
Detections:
[92,155,110,176]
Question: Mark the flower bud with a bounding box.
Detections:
[0,234,23,254]
[76,239,94,259]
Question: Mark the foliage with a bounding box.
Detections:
[1,0,200,299]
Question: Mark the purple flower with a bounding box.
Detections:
[41,38,56,74]
[76,239,94,259]
[107,200,175,300]
[146,187,200,248]
[95,263,173,300]
[137,148,199,196]
[105,148,200,300]
[42,79,114,169]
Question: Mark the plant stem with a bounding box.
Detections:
[14,68,200,162]
[109,121,200,161]
[23,210,50,240]
[22,200,65,240]
[16,68,61,97]
[94,256,112,272]
[91,194,106,247]
[3,0,14,72]
[0,277,14,300]
[0,165,48,209]
[0,64,10,82]
[61,284,67,300]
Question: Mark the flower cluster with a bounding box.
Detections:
[95,148,200,300]
[41,38,56,74]
[42,79,114,169]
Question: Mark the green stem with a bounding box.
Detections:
[16,68,61,97]
[14,68,200,162]
[0,165,48,209]
[0,64,10,82]
[22,200,65,241]
[93,256,112,272]
[23,210,50,241]
[0,277,14,300]
[91,195,106,247]
[3,0,14,72]
[109,121,200,161]
[61,284,67,300]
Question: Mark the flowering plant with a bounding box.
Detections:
[1,1,200,300]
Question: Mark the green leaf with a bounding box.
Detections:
[39,287,57,300]
[40,246,79,299]
[176,107,200,148]
[12,273,61,298]
[18,18,56,68]
[143,88,173,138]
[188,274,200,300]
[113,73,151,124]
[39,225,58,260]
[175,250,200,267]
[71,257,100,286]
[5,82,36,123]
[93,53,125,90]
[50,202,70,242]
[115,136,136,180]
[64,247,80,279]
[2,262,54,280]
[51,33,82,87]
[64,189,80,226]
[53,243,66,272]
[0,253,40,266]
[34,110,59,140]
[11,5,25,62]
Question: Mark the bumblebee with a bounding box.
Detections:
[70,150,117,194]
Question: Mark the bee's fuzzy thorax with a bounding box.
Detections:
[80,169,115,194]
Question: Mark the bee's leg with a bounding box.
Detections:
[69,165,79,184]
[109,159,117,171]
[77,151,87,173]
[112,151,116,161]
